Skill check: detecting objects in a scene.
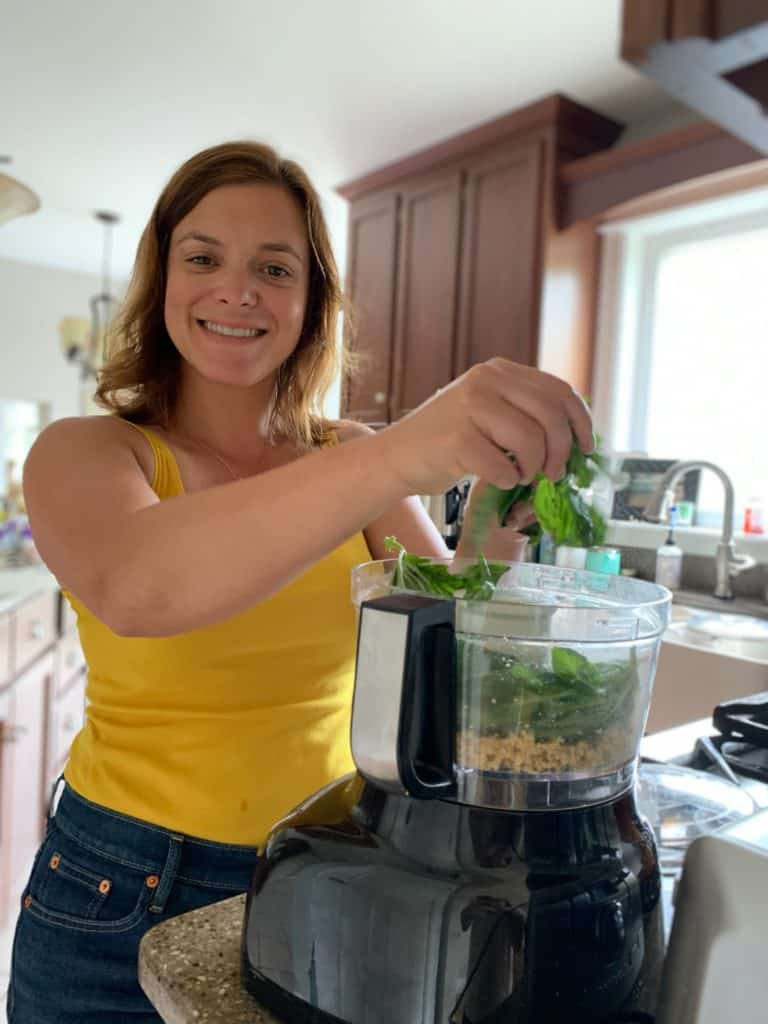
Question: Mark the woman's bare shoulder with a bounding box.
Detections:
[331,419,376,444]
[30,415,154,481]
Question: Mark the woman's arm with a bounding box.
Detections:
[24,360,591,637]
[24,416,413,637]
[336,421,450,561]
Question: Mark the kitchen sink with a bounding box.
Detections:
[647,602,768,734]
[667,604,768,661]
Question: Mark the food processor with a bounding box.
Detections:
[242,559,672,1023]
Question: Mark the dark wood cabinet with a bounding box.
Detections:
[455,140,545,375]
[390,169,463,418]
[342,191,399,426]
[337,94,623,425]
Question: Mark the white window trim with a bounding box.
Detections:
[593,186,768,451]
[592,186,768,561]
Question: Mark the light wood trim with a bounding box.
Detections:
[558,122,762,226]
[561,122,737,182]
[597,154,768,224]
[669,0,713,39]
[621,0,669,61]
[538,221,600,397]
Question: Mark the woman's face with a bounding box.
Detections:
[165,183,310,392]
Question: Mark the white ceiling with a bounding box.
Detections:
[1,0,692,281]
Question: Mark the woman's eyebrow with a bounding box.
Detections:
[176,231,221,246]
[174,234,303,264]
[260,242,304,264]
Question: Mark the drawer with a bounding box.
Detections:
[60,594,79,636]
[54,629,86,698]
[13,590,57,675]
[48,672,86,781]
[0,614,10,688]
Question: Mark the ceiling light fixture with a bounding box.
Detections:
[59,210,121,380]
[0,156,40,227]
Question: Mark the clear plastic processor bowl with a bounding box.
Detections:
[352,559,672,810]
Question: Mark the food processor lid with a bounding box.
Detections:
[352,559,671,642]
[637,762,756,850]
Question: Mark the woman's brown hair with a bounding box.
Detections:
[95,141,346,447]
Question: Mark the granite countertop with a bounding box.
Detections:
[139,894,283,1024]
[139,719,764,1023]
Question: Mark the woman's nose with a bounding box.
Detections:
[215,271,260,306]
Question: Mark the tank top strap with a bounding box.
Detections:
[120,420,185,499]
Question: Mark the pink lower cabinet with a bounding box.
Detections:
[0,650,53,930]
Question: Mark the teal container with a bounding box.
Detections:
[586,546,622,576]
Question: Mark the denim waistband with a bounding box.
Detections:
[52,781,260,895]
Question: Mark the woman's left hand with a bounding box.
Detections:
[456,479,537,561]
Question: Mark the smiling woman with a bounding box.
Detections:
[95,142,342,451]
[9,139,593,1023]
[163,184,310,401]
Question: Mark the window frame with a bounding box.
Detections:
[592,189,768,458]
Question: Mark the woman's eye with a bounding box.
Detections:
[187,254,214,266]
[264,264,290,279]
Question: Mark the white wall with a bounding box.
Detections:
[0,192,349,424]
[320,190,348,421]
[0,258,109,422]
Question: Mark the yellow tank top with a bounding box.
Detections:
[64,425,371,846]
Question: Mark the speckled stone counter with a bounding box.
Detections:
[138,893,284,1023]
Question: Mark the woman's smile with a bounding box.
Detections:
[196,318,269,341]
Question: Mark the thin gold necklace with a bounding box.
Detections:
[176,433,257,482]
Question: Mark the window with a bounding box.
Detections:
[593,189,768,529]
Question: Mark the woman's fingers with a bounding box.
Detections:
[464,387,547,483]
[459,422,522,490]
[468,362,579,482]
[378,358,595,498]
[503,500,537,531]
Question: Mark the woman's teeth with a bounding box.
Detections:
[202,320,266,338]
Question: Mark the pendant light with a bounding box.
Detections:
[0,157,40,226]
[60,210,121,380]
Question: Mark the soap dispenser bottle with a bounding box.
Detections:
[655,505,683,591]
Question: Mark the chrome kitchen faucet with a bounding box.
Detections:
[646,461,756,601]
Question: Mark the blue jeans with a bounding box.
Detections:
[7,781,259,1022]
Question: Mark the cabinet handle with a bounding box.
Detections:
[374,392,386,404]
[1,724,29,744]
[28,620,45,641]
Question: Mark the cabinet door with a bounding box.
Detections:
[47,670,86,791]
[454,141,545,375]
[390,169,463,419]
[0,650,52,928]
[343,191,400,426]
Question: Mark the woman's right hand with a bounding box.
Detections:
[375,358,593,496]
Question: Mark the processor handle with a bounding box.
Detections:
[351,594,457,799]
[399,619,458,799]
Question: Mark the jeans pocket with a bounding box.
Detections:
[25,825,153,934]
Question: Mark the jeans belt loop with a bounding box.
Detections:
[46,774,66,825]
[149,834,184,914]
